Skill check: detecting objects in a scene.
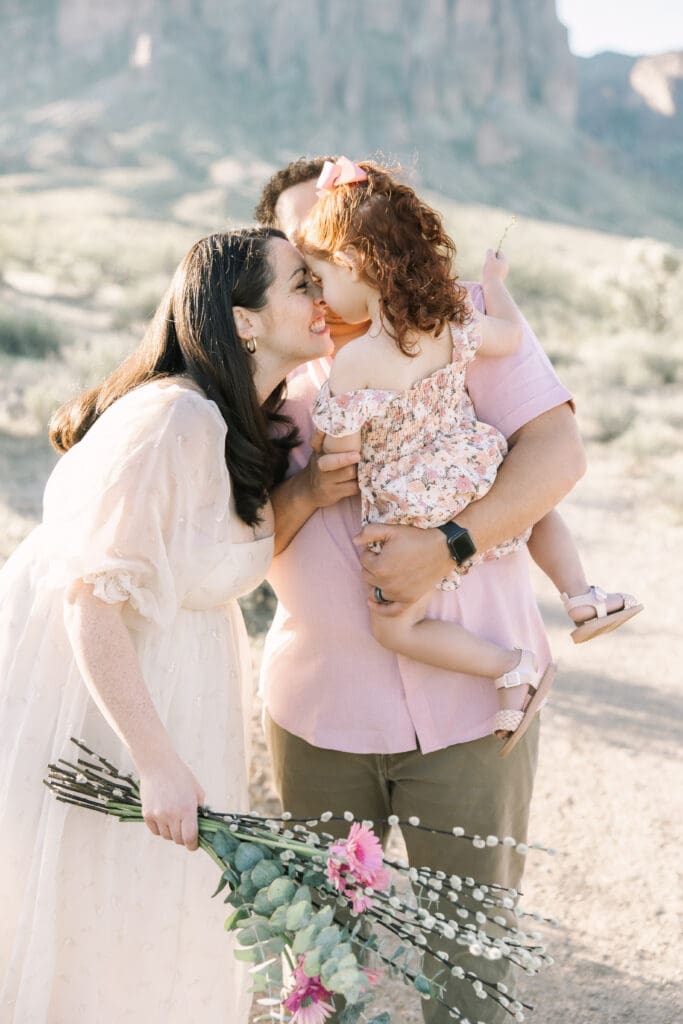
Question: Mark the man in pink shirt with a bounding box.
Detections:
[256,159,585,1023]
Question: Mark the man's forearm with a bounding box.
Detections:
[456,403,586,553]
[358,403,585,605]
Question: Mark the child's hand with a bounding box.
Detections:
[482,248,510,282]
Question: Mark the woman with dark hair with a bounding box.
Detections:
[0,228,332,1022]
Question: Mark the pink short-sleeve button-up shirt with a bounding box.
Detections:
[260,285,572,755]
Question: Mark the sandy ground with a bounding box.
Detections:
[1,430,681,1024]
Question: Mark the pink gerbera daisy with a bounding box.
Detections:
[282,960,335,1024]
[327,823,391,908]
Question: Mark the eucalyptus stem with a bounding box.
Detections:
[199,835,226,871]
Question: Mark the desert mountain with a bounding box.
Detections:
[0,0,681,240]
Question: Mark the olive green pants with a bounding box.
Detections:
[265,713,540,1024]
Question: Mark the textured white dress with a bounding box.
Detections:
[0,381,272,1023]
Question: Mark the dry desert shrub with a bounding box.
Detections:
[0,309,61,360]
[592,404,636,444]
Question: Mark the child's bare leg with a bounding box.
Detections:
[369,592,517,677]
[528,509,588,597]
[528,509,625,622]
[368,592,533,736]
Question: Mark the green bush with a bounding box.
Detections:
[593,404,635,444]
[0,312,61,359]
[644,352,680,386]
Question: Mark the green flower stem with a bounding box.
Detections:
[106,802,143,819]
[239,829,321,859]
[201,819,321,860]
[198,835,227,871]
[282,943,297,972]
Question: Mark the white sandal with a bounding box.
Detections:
[562,586,643,645]
[493,649,557,759]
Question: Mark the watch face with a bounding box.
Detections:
[446,525,476,564]
[456,531,477,560]
[438,522,477,564]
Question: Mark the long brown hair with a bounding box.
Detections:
[297,161,470,356]
[50,228,298,526]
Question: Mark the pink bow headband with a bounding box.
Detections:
[316,156,368,197]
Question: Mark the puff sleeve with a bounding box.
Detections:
[450,305,483,368]
[41,386,232,631]
[312,381,394,437]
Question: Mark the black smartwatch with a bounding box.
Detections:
[437,521,477,565]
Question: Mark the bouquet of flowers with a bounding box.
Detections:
[45,740,555,1024]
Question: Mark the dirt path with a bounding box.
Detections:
[515,453,683,1024]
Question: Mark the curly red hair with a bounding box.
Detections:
[297,161,470,356]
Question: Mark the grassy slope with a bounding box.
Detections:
[1,174,681,551]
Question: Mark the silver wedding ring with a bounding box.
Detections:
[374,586,392,605]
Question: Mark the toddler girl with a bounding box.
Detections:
[300,158,641,755]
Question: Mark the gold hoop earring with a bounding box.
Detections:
[244,337,257,354]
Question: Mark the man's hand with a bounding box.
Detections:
[306,429,359,508]
[354,523,451,605]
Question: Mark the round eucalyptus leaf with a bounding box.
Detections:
[251,859,283,890]
[234,843,266,873]
[303,947,322,977]
[285,899,311,931]
[414,974,432,996]
[267,876,297,908]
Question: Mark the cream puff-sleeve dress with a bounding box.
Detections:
[0,380,271,1023]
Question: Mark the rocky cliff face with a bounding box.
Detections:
[47,0,576,121]
[1,0,576,165]
[0,0,679,238]
[578,51,683,179]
